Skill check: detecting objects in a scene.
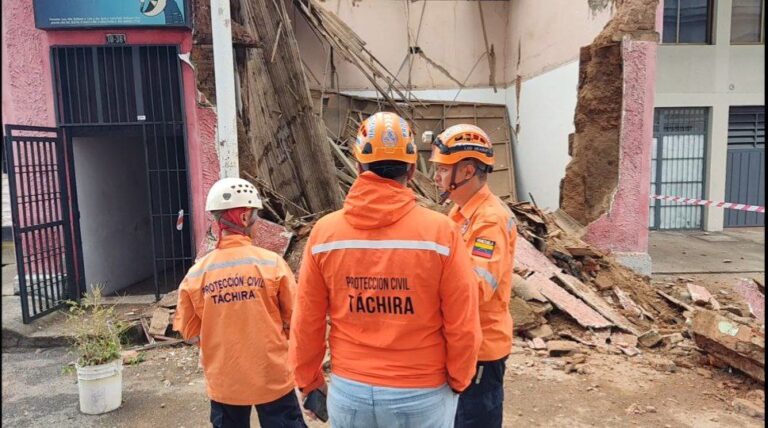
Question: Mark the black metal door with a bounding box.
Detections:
[50,45,193,299]
[3,125,82,323]
[725,106,765,227]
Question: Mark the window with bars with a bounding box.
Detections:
[663,0,714,44]
[731,0,765,43]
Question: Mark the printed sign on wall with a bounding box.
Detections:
[34,0,190,29]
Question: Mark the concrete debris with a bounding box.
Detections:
[509,297,543,333]
[637,329,663,348]
[655,290,694,313]
[524,324,554,340]
[732,398,765,418]
[687,283,721,311]
[512,274,548,302]
[619,346,640,357]
[535,275,613,329]
[613,286,643,318]
[611,332,638,348]
[733,278,765,323]
[721,305,748,318]
[554,273,640,335]
[515,238,562,277]
[647,356,678,373]
[547,340,579,357]
[662,333,684,347]
[530,337,547,350]
[690,310,765,383]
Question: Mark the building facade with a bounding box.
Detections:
[2,0,219,317]
[654,0,765,231]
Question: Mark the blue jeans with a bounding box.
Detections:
[327,374,459,428]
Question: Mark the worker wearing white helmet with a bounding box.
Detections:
[173,177,307,428]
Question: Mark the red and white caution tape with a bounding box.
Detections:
[650,195,765,213]
[176,209,184,231]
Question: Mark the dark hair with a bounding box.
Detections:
[362,160,410,181]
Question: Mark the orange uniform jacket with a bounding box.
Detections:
[173,234,297,405]
[450,184,517,361]
[289,172,481,393]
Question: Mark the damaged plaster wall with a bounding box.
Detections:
[503,0,613,209]
[294,0,509,91]
[560,0,658,226]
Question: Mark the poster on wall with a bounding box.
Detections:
[34,0,190,29]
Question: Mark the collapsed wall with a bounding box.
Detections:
[560,0,659,226]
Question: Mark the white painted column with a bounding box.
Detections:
[211,0,239,178]
[703,0,734,231]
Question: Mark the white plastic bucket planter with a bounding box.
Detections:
[76,359,123,414]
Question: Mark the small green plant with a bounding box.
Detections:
[65,285,128,367]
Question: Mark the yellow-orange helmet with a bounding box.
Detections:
[429,124,494,167]
[353,112,417,164]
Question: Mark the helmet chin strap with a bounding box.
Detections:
[438,163,475,204]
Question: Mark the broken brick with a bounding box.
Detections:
[638,329,663,348]
[690,310,765,383]
[687,283,719,310]
[251,217,294,256]
[733,278,765,323]
[662,333,684,346]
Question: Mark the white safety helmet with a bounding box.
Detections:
[205,178,263,212]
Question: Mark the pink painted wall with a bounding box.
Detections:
[1,0,218,258]
[583,38,656,253]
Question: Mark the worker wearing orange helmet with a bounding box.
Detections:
[173,177,306,428]
[429,124,517,428]
[289,112,481,427]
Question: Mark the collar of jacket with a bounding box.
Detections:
[342,171,417,230]
[452,183,493,222]
[217,234,253,249]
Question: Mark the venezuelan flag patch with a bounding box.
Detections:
[471,238,495,259]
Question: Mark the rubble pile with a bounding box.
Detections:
[507,201,765,384]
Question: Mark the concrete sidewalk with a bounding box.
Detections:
[2,263,157,349]
[650,227,765,274]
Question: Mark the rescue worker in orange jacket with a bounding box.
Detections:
[289,112,482,428]
[429,124,517,428]
[173,177,306,428]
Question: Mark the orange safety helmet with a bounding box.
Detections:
[353,112,418,164]
[429,124,494,168]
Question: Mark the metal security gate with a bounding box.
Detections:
[4,126,81,323]
[50,45,193,299]
[649,108,708,230]
[725,106,765,227]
